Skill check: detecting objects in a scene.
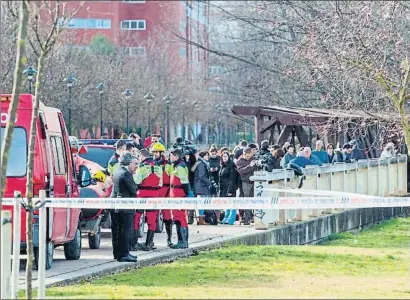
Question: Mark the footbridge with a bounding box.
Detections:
[251,155,408,229]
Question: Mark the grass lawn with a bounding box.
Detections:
[24,217,410,299]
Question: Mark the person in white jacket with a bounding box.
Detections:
[379,142,396,160]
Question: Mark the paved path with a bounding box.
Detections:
[18,224,255,290]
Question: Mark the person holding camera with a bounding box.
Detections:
[209,147,221,222]
[235,147,257,225]
[255,140,276,172]
[209,147,221,195]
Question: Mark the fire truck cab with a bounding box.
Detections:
[1,94,92,270]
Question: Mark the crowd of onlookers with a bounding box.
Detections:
[181,138,401,226]
[115,132,400,227]
[102,132,401,261]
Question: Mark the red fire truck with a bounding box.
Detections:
[1,94,92,270]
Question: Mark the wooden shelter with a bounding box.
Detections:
[231,105,392,158]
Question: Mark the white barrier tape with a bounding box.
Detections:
[2,196,410,209]
[259,187,374,198]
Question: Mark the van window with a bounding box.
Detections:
[51,136,67,174]
[0,127,27,177]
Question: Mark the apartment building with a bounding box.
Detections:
[61,0,209,77]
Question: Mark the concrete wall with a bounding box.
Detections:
[224,207,410,246]
[251,155,408,229]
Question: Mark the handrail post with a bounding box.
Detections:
[1,211,12,299]
[11,191,21,299]
[38,190,47,299]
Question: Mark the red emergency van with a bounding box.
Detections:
[1,94,92,270]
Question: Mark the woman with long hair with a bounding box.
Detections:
[219,151,238,225]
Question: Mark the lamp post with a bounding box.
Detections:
[144,93,155,135]
[96,83,105,138]
[63,75,77,135]
[180,100,186,139]
[163,95,172,148]
[23,66,38,94]
[194,103,199,143]
[122,89,134,134]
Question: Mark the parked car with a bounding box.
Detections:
[72,145,115,249]
[78,139,133,146]
[77,144,116,169]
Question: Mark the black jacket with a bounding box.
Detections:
[111,165,137,213]
[192,157,211,195]
[208,156,221,194]
[218,159,238,197]
[184,155,196,189]
[332,150,352,163]
[256,148,275,172]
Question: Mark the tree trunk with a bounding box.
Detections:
[25,51,45,299]
[0,0,29,200]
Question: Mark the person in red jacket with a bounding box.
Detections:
[133,144,164,251]
[169,148,192,249]
[158,151,174,247]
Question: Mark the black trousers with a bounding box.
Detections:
[110,210,119,258]
[117,211,134,258]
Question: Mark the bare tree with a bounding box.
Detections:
[7,1,84,297]
[0,1,29,202]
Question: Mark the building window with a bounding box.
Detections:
[208,87,222,92]
[123,47,146,56]
[179,48,187,58]
[209,66,225,75]
[67,18,111,29]
[179,20,186,32]
[122,0,145,2]
[121,20,146,30]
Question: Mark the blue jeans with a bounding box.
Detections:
[197,194,210,217]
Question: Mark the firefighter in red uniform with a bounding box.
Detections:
[158,150,174,247]
[169,148,193,249]
[133,144,164,251]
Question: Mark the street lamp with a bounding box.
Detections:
[163,95,172,148]
[144,93,155,135]
[96,83,105,138]
[122,89,134,135]
[180,100,186,139]
[23,66,38,94]
[194,103,199,143]
[63,75,77,135]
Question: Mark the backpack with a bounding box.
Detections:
[204,210,218,225]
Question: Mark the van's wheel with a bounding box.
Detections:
[88,226,101,249]
[64,228,81,260]
[34,241,54,270]
[155,211,164,233]
[137,214,145,238]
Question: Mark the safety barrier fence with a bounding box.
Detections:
[2,188,410,299]
[251,155,408,228]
